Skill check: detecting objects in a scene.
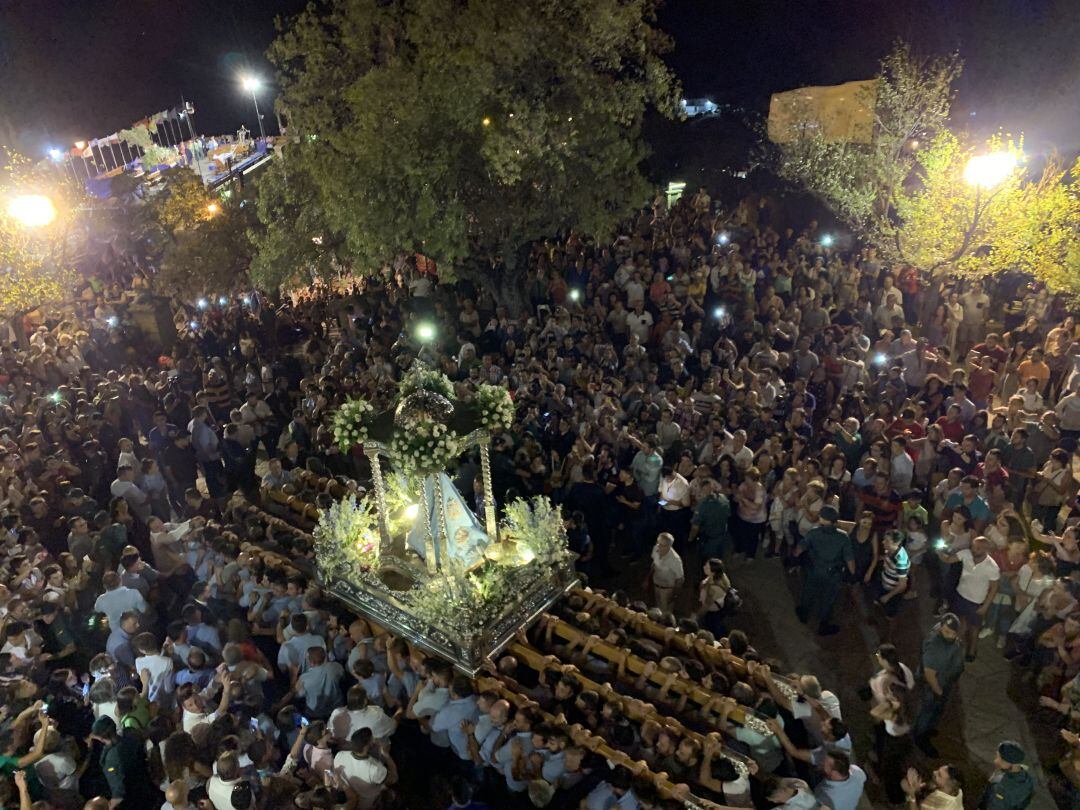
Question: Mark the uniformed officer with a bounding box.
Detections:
[90,716,155,806]
[980,741,1034,810]
[794,505,855,636]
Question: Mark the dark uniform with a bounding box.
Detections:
[693,493,731,558]
[914,628,965,745]
[981,768,1035,810]
[101,733,155,806]
[797,523,854,629]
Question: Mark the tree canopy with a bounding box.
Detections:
[262,0,679,296]
[149,170,255,295]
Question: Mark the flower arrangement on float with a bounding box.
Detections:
[330,397,374,452]
[472,383,515,432]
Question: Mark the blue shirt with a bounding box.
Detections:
[945,492,991,523]
[106,627,135,669]
[430,696,480,760]
[814,766,867,810]
[186,622,222,654]
[494,731,533,792]
[297,661,344,717]
[585,783,641,810]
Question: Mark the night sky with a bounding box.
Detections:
[1,0,1077,157]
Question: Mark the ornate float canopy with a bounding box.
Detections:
[318,363,578,675]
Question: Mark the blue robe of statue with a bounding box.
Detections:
[406,472,488,567]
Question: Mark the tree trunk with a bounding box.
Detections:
[9,315,28,350]
[456,256,529,318]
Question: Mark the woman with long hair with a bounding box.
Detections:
[697,558,734,637]
[868,643,915,800]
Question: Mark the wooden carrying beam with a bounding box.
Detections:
[538,618,770,734]
[570,589,799,704]
[499,647,743,810]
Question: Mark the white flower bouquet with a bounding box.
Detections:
[330,397,374,452]
[474,383,516,432]
[390,421,460,476]
[399,362,455,401]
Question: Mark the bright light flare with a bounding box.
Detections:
[416,323,436,342]
[963,151,1018,188]
[48,148,63,162]
[197,298,209,310]
[874,353,888,365]
[6,194,57,228]
[820,234,834,247]
[403,504,420,522]
[241,76,261,92]
[218,296,228,306]
[206,202,220,215]
[713,306,726,320]
[568,288,582,302]
[717,232,730,245]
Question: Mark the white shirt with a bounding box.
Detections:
[890,451,914,494]
[412,681,449,718]
[207,775,240,810]
[651,547,684,588]
[625,310,653,342]
[955,549,1000,604]
[182,707,219,734]
[658,474,690,510]
[135,653,175,701]
[329,706,397,741]
[333,751,387,804]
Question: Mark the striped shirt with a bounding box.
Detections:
[880,547,910,590]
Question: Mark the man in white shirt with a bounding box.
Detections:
[648,532,684,613]
[134,631,175,706]
[625,302,653,344]
[330,685,398,743]
[333,728,395,804]
[937,536,1000,661]
[890,437,915,495]
[110,466,152,523]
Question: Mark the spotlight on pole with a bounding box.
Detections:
[6,194,57,228]
[963,151,1018,188]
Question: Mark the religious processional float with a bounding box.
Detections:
[316,363,578,674]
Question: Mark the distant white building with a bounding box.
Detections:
[680,98,718,117]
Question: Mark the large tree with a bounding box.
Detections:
[773,41,1079,295]
[263,0,679,303]
[149,170,255,296]
[774,41,962,240]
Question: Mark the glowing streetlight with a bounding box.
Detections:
[6,194,57,228]
[240,75,267,140]
[416,322,436,342]
[963,151,1017,188]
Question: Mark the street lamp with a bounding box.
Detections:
[963,151,1017,188]
[6,194,57,228]
[241,76,266,140]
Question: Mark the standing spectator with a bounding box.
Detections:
[795,506,855,636]
[913,614,965,756]
[646,532,683,614]
[937,535,1000,663]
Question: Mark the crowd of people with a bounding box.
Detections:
[0,187,1076,809]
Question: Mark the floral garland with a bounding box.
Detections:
[389,422,460,477]
[409,560,540,632]
[501,496,570,562]
[330,397,374,452]
[313,496,379,581]
[473,384,515,432]
[398,362,455,401]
